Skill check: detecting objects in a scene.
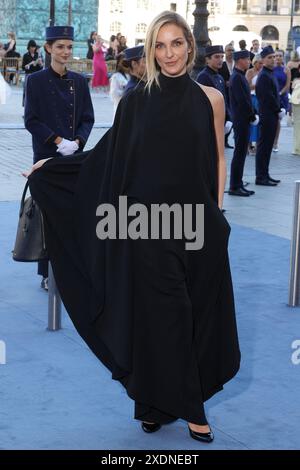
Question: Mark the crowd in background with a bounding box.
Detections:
[86,31,128,91]
[221,39,300,157]
[1,29,300,155]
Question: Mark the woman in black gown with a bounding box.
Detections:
[24,11,240,443]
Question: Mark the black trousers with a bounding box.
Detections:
[38,259,48,278]
[225,126,232,145]
[255,114,278,180]
[230,121,250,190]
[134,401,207,425]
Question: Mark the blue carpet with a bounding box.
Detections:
[0,201,300,450]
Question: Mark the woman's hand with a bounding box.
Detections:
[22,158,53,178]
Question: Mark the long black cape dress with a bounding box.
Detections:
[28,72,240,425]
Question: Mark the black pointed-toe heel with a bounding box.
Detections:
[141,422,161,433]
[188,425,214,443]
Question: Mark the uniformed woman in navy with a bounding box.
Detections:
[24,25,95,289]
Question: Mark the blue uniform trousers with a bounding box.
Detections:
[255,114,278,180]
[230,120,250,190]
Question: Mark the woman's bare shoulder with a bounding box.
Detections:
[196,82,224,109]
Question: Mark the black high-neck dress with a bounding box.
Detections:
[28,72,240,425]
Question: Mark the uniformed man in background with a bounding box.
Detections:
[255,45,284,186]
[228,50,258,196]
[197,45,233,146]
[24,25,94,289]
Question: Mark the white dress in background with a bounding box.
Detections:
[290,80,300,155]
[251,73,258,95]
[0,73,11,105]
[109,72,129,118]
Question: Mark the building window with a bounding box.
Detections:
[236,0,247,13]
[293,26,300,34]
[136,23,147,33]
[110,0,123,13]
[295,0,300,12]
[261,25,279,41]
[137,0,149,8]
[209,1,220,15]
[266,0,278,13]
[170,3,177,11]
[110,21,122,33]
[233,25,249,32]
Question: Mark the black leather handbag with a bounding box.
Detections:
[12,181,48,262]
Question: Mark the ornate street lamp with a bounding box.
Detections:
[192,0,211,79]
[68,0,72,26]
[287,0,295,57]
[49,0,55,26]
[46,0,55,67]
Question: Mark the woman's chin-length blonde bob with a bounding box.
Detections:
[144,10,196,93]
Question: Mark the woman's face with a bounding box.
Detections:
[46,40,73,66]
[155,23,191,77]
[255,60,263,72]
[275,52,283,66]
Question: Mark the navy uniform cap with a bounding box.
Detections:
[124,45,144,62]
[205,45,224,57]
[46,26,74,41]
[261,45,275,58]
[233,50,250,61]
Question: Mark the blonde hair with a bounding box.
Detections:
[144,10,196,92]
[252,53,262,66]
[8,32,16,41]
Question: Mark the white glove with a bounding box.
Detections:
[278,108,286,120]
[56,138,79,156]
[252,114,259,126]
[224,120,233,134]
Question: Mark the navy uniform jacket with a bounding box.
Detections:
[124,75,145,95]
[255,66,281,118]
[25,67,94,162]
[219,61,232,106]
[229,67,255,124]
[197,65,231,120]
